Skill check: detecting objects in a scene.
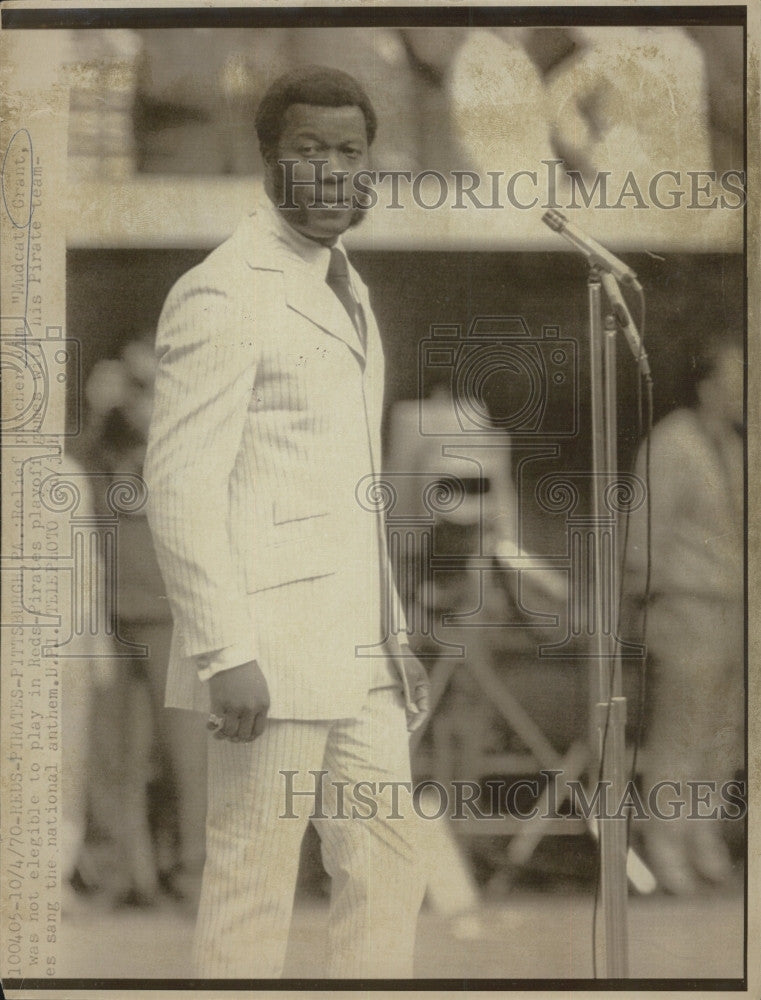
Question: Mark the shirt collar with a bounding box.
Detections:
[260,190,346,278]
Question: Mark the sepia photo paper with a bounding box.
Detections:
[1,2,759,998]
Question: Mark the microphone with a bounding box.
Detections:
[542,209,643,293]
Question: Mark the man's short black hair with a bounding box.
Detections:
[255,65,377,161]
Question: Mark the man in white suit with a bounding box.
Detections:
[145,66,429,978]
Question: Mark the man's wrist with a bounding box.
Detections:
[196,642,258,681]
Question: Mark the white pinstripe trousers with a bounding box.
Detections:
[193,686,424,979]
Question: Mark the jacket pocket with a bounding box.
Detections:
[272,497,330,526]
[246,507,338,593]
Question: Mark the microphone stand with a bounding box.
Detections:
[587,264,630,977]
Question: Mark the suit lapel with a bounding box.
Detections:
[239,209,366,364]
[238,207,385,487]
[283,267,366,363]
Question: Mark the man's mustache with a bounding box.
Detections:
[311,185,351,208]
[272,170,372,217]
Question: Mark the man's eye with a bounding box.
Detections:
[344,148,362,159]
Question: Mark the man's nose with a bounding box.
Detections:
[315,152,349,183]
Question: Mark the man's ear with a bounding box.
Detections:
[262,153,279,196]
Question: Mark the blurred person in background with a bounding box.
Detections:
[623,333,744,895]
[57,453,118,912]
[84,336,208,907]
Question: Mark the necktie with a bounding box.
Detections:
[326,247,367,353]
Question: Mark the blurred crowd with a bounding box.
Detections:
[53,26,742,182]
[66,338,207,910]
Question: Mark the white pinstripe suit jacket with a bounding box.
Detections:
[145,202,406,719]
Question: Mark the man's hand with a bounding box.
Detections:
[207,660,270,743]
[398,650,430,734]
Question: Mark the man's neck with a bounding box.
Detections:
[264,186,339,248]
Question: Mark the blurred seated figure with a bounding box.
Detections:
[386,389,574,889]
[386,385,566,641]
[623,334,744,894]
[84,336,208,906]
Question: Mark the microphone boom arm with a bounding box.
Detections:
[599,271,651,379]
[542,209,643,293]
